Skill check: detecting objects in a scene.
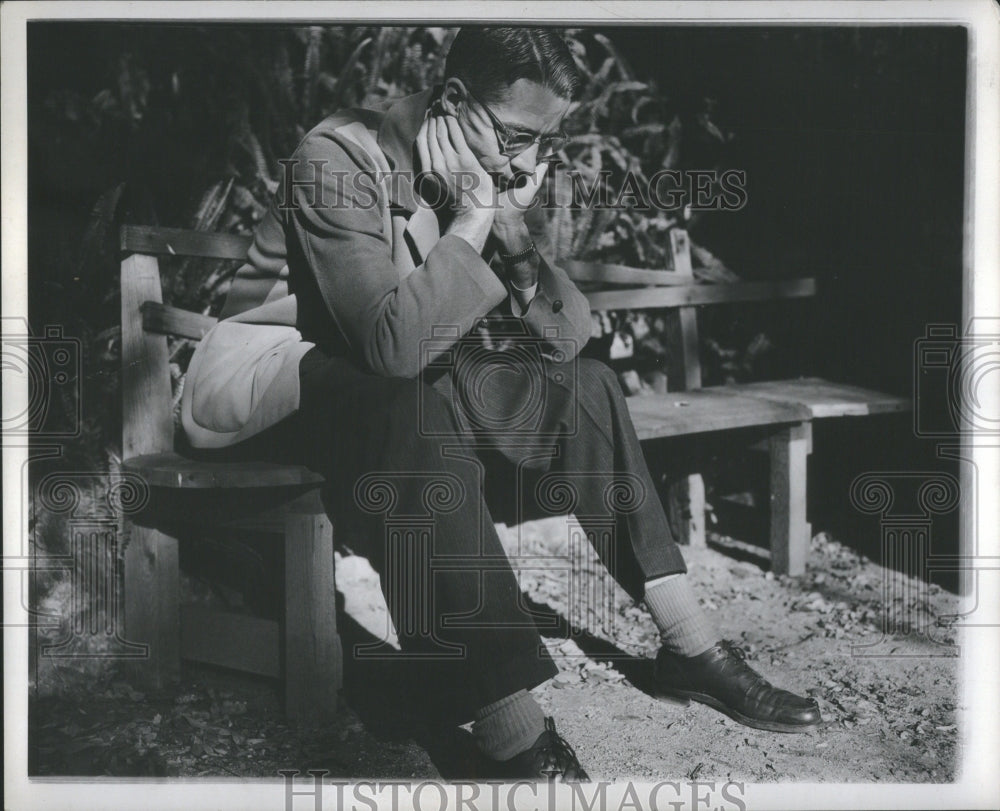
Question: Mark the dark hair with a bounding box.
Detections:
[444,27,583,103]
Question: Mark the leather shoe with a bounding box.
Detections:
[481,717,589,781]
[654,640,822,733]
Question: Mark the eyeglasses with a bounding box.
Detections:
[465,87,568,161]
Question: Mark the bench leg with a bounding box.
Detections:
[123,523,180,687]
[769,422,812,575]
[667,474,706,547]
[284,512,341,724]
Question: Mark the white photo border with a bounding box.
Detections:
[4,2,998,809]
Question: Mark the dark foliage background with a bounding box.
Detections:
[25,23,966,689]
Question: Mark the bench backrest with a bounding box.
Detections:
[120,226,239,460]
[569,229,816,391]
[120,225,817,456]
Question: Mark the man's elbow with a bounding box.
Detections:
[363,348,422,379]
[363,333,424,379]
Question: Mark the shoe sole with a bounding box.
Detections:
[656,688,822,734]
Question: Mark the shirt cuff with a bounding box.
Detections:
[509,281,538,317]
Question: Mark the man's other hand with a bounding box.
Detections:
[417,114,498,217]
[494,161,549,231]
[417,114,497,253]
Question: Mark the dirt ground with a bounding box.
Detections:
[30,521,960,782]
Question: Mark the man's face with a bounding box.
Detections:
[446,77,572,187]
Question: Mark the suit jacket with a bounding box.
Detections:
[181,88,592,449]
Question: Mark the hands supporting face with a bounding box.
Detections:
[415,113,495,217]
[415,111,549,231]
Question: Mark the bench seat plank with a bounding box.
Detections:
[626,389,810,441]
[123,452,324,489]
[719,377,911,418]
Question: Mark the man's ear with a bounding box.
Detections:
[439,77,469,117]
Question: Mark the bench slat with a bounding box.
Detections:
[719,377,911,418]
[121,225,253,260]
[585,278,816,310]
[123,452,324,489]
[626,389,810,441]
[141,301,218,340]
[564,260,689,286]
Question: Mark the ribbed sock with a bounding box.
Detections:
[644,573,717,657]
[472,689,547,762]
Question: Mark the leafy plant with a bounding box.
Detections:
[534,29,762,386]
[543,29,737,272]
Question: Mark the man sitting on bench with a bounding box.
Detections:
[181,26,821,780]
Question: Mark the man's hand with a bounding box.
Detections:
[415,110,546,296]
[491,162,549,292]
[494,162,549,231]
[416,114,498,252]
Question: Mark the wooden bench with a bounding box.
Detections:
[119,223,907,712]
[119,226,341,723]
[566,229,910,573]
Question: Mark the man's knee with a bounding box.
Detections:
[382,377,458,436]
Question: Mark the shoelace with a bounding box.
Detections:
[537,717,583,780]
[717,640,813,711]
[718,639,748,661]
[713,640,778,709]
[716,640,757,680]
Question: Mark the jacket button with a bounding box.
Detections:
[552,299,564,313]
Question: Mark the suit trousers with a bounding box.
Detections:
[215,339,687,720]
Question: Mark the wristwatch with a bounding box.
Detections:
[499,241,537,266]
